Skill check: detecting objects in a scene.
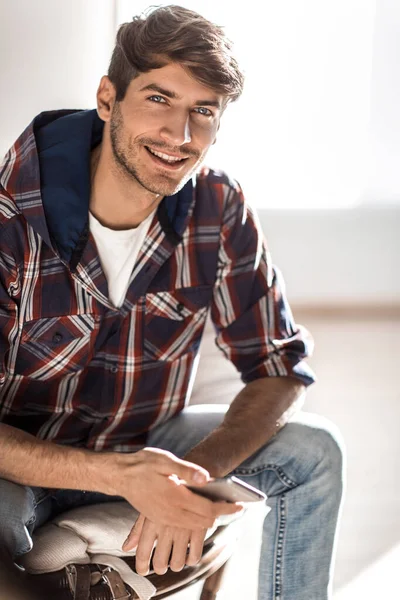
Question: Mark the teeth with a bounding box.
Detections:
[148,147,185,163]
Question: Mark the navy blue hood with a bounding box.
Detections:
[2,108,194,266]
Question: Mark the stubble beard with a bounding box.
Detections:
[109,103,202,197]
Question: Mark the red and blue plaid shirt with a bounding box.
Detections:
[0,109,315,451]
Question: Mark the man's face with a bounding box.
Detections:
[107,62,224,197]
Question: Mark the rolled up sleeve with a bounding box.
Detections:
[210,182,316,387]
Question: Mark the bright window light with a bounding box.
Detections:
[116,1,376,209]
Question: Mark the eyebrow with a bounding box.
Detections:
[139,83,222,109]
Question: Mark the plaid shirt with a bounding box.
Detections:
[0,109,315,451]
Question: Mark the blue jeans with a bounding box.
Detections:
[0,406,345,600]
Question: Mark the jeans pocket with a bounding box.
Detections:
[232,465,298,497]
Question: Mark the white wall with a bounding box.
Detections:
[0,0,115,153]
[257,0,400,306]
[258,207,400,305]
[364,0,400,204]
[0,0,398,306]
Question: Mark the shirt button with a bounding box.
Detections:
[176,302,185,315]
[52,332,63,343]
[110,365,118,374]
[94,315,102,323]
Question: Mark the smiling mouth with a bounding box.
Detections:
[145,146,189,169]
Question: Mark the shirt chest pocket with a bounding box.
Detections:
[14,315,95,381]
[143,286,213,363]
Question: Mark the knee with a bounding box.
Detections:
[0,479,34,525]
[276,412,346,486]
[313,421,345,477]
[295,413,346,482]
[0,479,35,557]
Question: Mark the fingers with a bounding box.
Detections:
[213,500,245,516]
[134,519,159,576]
[169,529,191,572]
[148,494,241,530]
[176,506,215,531]
[134,521,190,576]
[177,485,238,519]
[163,500,242,531]
[124,448,243,532]
[152,528,175,575]
[122,514,145,552]
[179,486,243,520]
[141,447,210,484]
[186,529,207,567]
[134,518,206,576]
[123,448,224,530]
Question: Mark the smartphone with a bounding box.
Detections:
[186,475,266,503]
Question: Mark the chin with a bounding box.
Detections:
[147,173,192,197]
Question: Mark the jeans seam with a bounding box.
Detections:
[17,487,50,557]
[233,464,298,489]
[15,543,33,557]
[27,487,52,511]
[273,493,286,600]
[25,515,35,527]
[15,519,35,557]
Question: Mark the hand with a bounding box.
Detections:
[122,515,207,576]
[117,447,238,530]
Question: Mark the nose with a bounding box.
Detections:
[160,112,192,147]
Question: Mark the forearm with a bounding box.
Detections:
[0,423,119,494]
[184,376,306,477]
[0,424,226,532]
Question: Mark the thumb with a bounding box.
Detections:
[158,452,210,484]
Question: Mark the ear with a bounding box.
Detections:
[96,76,117,122]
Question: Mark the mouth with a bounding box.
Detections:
[145,146,190,171]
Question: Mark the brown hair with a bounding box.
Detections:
[107,5,244,104]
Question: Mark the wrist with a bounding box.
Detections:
[183,422,255,478]
[84,449,123,496]
[87,450,142,497]
[184,432,230,478]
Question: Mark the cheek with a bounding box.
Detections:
[193,123,218,150]
[124,110,164,140]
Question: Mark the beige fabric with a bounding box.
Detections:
[52,501,140,557]
[22,522,89,571]
[20,501,222,600]
[21,502,155,599]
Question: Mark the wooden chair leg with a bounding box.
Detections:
[199,559,230,600]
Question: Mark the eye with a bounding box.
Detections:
[194,107,213,117]
[148,95,167,104]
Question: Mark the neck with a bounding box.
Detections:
[89,142,162,230]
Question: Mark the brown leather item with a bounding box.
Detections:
[66,565,91,600]
[25,523,240,600]
[27,563,135,600]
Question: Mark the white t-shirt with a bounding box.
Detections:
[89,209,156,308]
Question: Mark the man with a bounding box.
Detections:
[0,5,344,599]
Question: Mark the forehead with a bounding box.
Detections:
[127,62,225,108]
